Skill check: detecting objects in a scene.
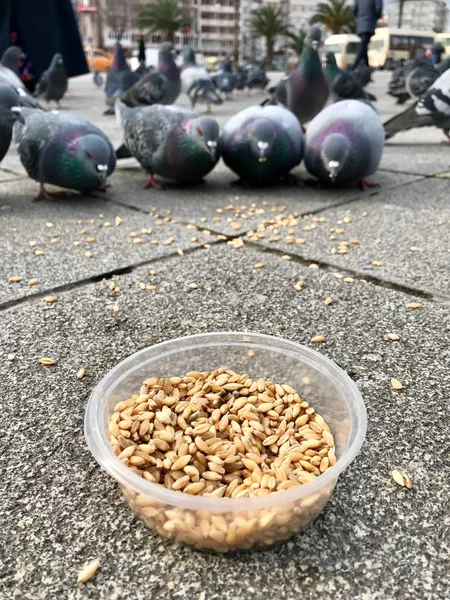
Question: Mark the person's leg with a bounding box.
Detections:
[353,33,371,69]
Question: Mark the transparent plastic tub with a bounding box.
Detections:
[85,332,367,552]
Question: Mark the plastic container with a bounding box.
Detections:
[85,332,366,552]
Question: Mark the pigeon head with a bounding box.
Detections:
[160,42,175,62]
[306,27,322,52]
[113,42,128,70]
[320,133,350,182]
[189,116,220,160]
[325,52,337,67]
[52,53,65,69]
[248,118,276,163]
[76,134,112,189]
[1,46,25,73]
[183,47,196,65]
[0,84,24,124]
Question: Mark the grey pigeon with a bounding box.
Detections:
[35,53,68,106]
[324,52,376,102]
[214,57,237,99]
[388,58,438,105]
[104,42,138,114]
[347,62,373,88]
[265,27,328,124]
[0,46,42,109]
[115,100,219,187]
[0,84,24,164]
[119,42,180,108]
[305,99,384,187]
[221,105,303,185]
[405,63,439,100]
[14,108,116,199]
[384,69,450,142]
[181,47,222,113]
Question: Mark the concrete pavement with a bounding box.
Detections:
[1,71,450,599]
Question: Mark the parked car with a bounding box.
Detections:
[84,48,113,72]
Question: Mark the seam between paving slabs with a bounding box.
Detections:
[1,175,442,312]
[0,239,227,313]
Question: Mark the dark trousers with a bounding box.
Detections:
[353,33,372,68]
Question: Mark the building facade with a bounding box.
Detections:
[388,0,448,32]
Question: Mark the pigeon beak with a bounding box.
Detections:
[328,160,340,182]
[11,106,25,124]
[206,140,217,158]
[96,164,109,187]
[312,40,319,52]
[257,140,269,162]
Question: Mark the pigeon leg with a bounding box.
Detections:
[34,184,54,201]
[144,174,162,189]
[205,103,212,114]
[357,179,379,190]
[440,130,450,145]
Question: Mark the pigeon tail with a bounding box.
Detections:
[383,101,433,139]
[116,143,133,159]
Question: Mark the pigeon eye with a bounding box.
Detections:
[197,128,203,136]
[85,151,93,159]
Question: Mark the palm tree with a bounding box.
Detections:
[138,0,191,44]
[250,4,291,70]
[286,28,306,57]
[310,0,355,35]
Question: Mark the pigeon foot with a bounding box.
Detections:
[144,174,162,189]
[358,179,379,190]
[34,184,54,201]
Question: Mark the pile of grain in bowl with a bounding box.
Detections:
[110,368,336,497]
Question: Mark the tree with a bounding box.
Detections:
[286,28,306,56]
[310,0,355,35]
[138,0,191,44]
[101,0,131,41]
[250,4,291,70]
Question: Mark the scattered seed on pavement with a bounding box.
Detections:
[7,354,14,360]
[74,241,80,246]
[388,333,400,341]
[344,277,354,284]
[255,263,264,269]
[77,368,86,380]
[77,559,100,584]
[281,255,291,261]
[84,251,93,258]
[51,237,59,244]
[28,279,38,286]
[177,249,184,256]
[115,217,123,226]
[46,222,54,228]
[309,263,319,269]
[324,297,333,305]
[189,283,198,289]
[9,276,21,283]
[39,357,56,366]
[86,237,95,243]
[35,250,45,256]
[408,303,421,309]
[391,378,403,390]
[29,240,37,247]
[311,336,325,343]
[391,470,412,489]
[134,238,143,244]
[372,261,382,267]
[228,237,244,248]
[44,296,57,303]
[112,305,120,313]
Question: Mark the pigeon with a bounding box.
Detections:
[347,62,373,88]
[221,105,303,185]
[215,57,237,99]
[324,52,376,102]
[115,100,220,187]
[235,67,248,90]
[384,68,450,142]
[119,42,181,108]
[305,99,384,187]
[265,26,328,124]
[104,42,138,114]
[437,56,450,75]
[245,67,269,94]
[388,58,438,105]
[134,38,149,78]
[34,53,68,107]
[0,84,24,164]
[93,71,103,88]
[405,63,439,100]
[0,46,42,108]
[180,47,222,113]
[14,108,116,199]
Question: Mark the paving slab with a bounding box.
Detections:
[381,138,450,176]
[1,243,449,600]
[110,164,420,236]
[0,179,214,304]
[242,178,450,297]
